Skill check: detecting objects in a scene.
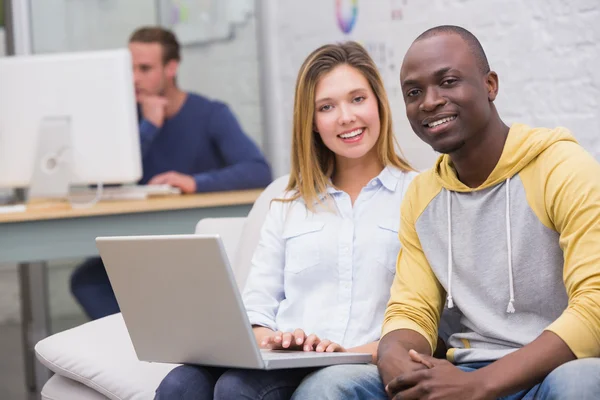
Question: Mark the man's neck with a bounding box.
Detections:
[450,117,510,188]
[163,87,187,119]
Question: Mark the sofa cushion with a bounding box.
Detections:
[232,174,289,290]
[42,374,109,400]
[35,314,176,400]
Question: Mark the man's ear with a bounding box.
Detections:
[486,71,499,102]
[164,59,179,80]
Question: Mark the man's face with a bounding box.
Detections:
[129,42,172,102]
[400,34,496,154]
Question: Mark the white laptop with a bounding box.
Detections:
[96,234,372,369]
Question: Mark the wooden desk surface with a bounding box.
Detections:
[0,189,262,224]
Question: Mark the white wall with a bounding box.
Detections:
[262,0,600,174]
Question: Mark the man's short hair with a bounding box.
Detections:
[415,25,490,74]
[129,26,181,64]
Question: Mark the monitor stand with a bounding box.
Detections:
[27,117,73,202]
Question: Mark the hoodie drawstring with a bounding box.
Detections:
[445,178,516,313]
[446,190,454,309]
[505,178,515,313]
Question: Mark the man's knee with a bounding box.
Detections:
[292,364,386,400]
[540,358,600,399]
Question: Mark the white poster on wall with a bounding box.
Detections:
[157,0,232,45]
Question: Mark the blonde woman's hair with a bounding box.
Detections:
[282,41,413,209]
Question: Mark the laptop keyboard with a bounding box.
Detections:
[260,349,343,360]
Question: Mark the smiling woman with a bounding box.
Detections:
[154,41,419,400]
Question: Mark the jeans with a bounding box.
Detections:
[155,364,315,400]
[326,358,600,400]
[292,364,387,400]
[70,257,120,320]
[458,358,600,399]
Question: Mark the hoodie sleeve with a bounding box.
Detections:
[523,141,600,358]
[382,177,446,354]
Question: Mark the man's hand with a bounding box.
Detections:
[148,171,196,193]
[140,95,168,128]
[260,329,346,352]
[386,350,491,400]
[377,329,432,388]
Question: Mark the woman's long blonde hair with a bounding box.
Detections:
[283,41,413,209]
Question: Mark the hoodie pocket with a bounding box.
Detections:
[376,220,400,274]
[283,221,325,274]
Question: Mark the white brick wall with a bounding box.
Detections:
[263,0,600,173]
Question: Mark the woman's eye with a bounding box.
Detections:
[353,96,365,103]
[319,104,332,112]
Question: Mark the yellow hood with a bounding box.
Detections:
[434,123,579,192]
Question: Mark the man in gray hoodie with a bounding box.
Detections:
[373,25,600,400]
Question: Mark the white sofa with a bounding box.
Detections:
[35,175,289,400]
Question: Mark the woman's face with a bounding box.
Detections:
[313,64,381,164]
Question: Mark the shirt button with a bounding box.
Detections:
[371,181,378,187]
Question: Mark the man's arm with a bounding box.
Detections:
[467,331,573,398]
[472,141,600,396]
[139,119,160,156]
[193,103,272,192]
[378,330,431,385]
[138,96,167,156]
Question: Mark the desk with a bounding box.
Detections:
[0,190,261,399]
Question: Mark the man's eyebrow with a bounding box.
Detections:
[401,67,455,87]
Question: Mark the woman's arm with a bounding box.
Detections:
[347,341,380,363]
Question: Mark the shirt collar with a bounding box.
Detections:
[377,166,401,192]
[318,166,401,200]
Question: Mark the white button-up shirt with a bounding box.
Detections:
[243,167,417,349]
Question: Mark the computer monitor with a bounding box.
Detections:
[0,48,141,195]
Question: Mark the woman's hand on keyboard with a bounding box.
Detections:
[261,328,307,350]
[312,338,347,353]
[260,329,346,353]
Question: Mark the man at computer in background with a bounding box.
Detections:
[70,26,273,320]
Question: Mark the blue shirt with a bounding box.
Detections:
[138,93,272,192]
[243,167,418,349]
